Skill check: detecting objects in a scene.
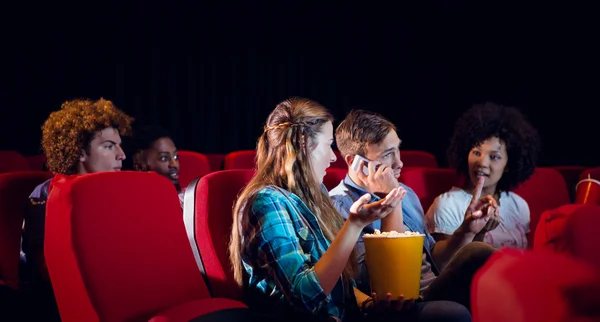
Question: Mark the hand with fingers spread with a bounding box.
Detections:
[461,176,501,235]
[353,159,400,196]
[362,292,415,314]
[347,187,404,229]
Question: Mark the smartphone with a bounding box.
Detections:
[351,155,380,176]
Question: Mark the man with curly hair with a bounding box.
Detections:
[426,102,541,250]
[22,98,132,288]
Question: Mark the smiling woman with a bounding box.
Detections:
[426,102,541,250]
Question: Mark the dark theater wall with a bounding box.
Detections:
[1,2,597,166]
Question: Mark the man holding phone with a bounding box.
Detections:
[329,109,498,313]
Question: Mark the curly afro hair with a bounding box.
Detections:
[41,98,133,175]
[447,102,541,192]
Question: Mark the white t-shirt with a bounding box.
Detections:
[426,187,530,249]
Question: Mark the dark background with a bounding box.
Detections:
[1,1,597,167]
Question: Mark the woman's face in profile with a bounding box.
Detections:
[309,121,337,185]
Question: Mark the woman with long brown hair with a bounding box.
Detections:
[229,97,404,321]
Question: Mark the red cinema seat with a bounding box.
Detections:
[550,166,587,202]
[45,172,249,322]
[399,167,460,212]
[401,151,438,168]
[223,150,256,170]
[329,150,347,169]
[177,151,212,190]
[0,151,29,174]
[512,167,570,248]
[563,204,600,270]
[533,204,587,251]
[580,166,600,181]
[323,168,348,191]
[204,153,226,172]
[472,248,600,322]
[184,169,256,300]
[26,154,47,171]
[0,171,53,289]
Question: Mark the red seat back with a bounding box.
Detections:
[512,167,571,248]
[472,249,600,322]
[223,150,256,170]
[205,153,226,172]
[551,166,587,202]
[177,151,212,190]
[580,166,600,181]
[0,171,53,289]
[184,169,256,300]
[26,154,47,171]
[0,151,29,174]
[401,151,438,168]
[329,150,347,169]
[533,204,586,251]
[323,168,348,191]
[46,172,210,322]
[399,167,460,212]
[563,204,600,270]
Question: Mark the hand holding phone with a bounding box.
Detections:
[351,155,381,176]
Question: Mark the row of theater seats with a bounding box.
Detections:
[471,204,600,322]
[2,149,597,202]
[2,150,600,320]
[0,171,259,321]
[3,169,598,321]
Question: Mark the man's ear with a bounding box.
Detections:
[79,149,88,163]
[344,154,354,168]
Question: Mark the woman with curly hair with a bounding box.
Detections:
[426,102,541,249]
[22,98,132,289]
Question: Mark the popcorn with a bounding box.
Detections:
[363,229,423,238]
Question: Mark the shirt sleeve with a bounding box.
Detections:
[425,193,466,236]
[249,193,329,314]
[512,193,531,234]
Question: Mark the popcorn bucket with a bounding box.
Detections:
[575,176,600,205]
[363,232,424,300]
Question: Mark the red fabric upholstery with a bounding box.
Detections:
[533,204,586,251]
[204,153,226,172]
[472,248,600,322]
[399,168,460,212]
[329,150,347,169]
[26,154,47,171]
[0,151,29,174]
[223,150,256,170]
[149,298,248,322]
[0,171,53,289]
[512,167,571,248]
[177,151,212,190]
[323,168,348,191]
[401,151,438,168]
[185,169,255,299]
[563,204,600,270]
[46,172,215,321]
[580,166,600,181]
[551,166,587,201]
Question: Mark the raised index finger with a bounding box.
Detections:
[470,176,485,207]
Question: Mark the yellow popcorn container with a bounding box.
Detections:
[363,232,424,300]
